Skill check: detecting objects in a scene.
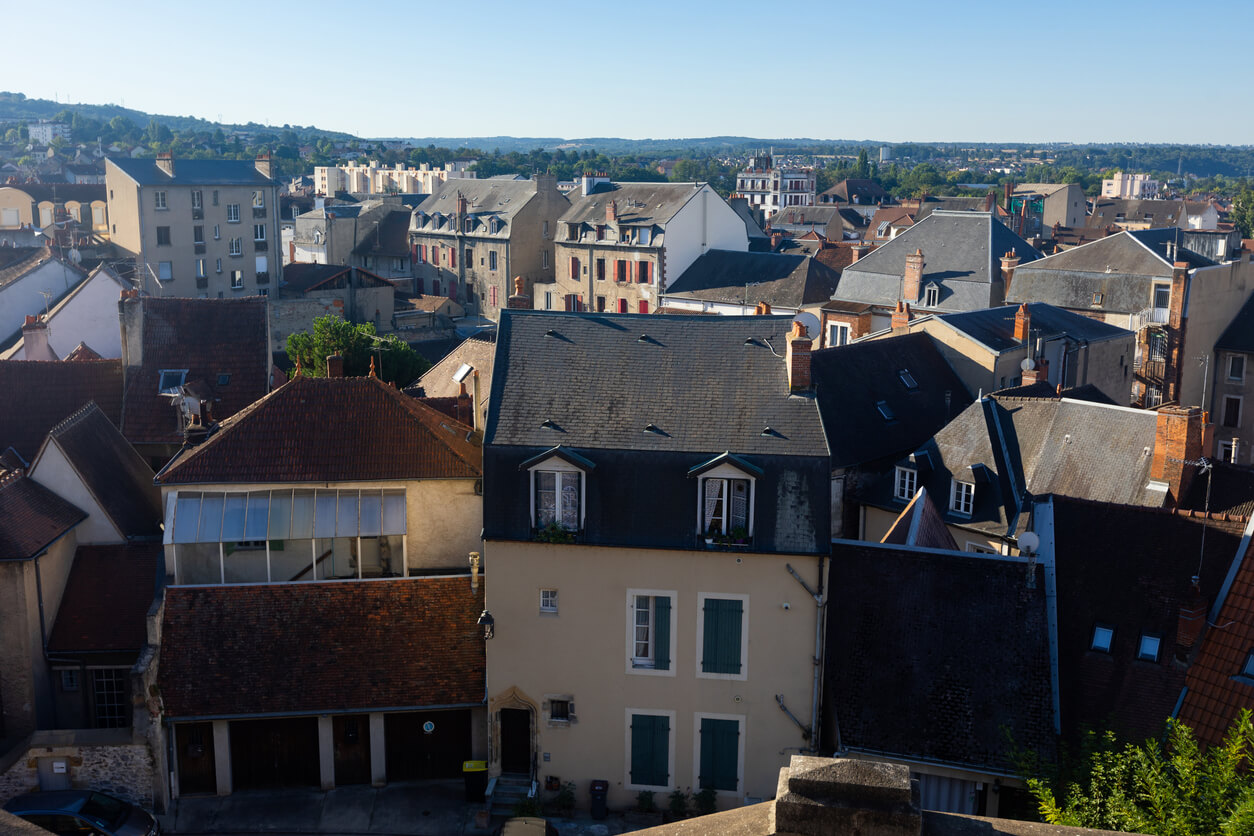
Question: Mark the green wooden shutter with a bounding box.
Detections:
[702,598,743,675]
[698,717,739,791]
[630,714,669,786]
[654,596,671,671]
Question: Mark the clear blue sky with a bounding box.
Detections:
[7,0,1249,145]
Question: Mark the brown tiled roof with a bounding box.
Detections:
[47,543,160,653]
[1179,535,1254,747]
[159,578,486,717]
[41,403,161,538]
[0,359,124,462]
[63,342,103,361]
[413,332,496,398]
[120,296,270,445]
[157,375,481,484]
[814,242,877,274]
[0,470,85,558]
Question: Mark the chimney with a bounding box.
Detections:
[851,243,871,263]
[903,248,924,302]
[984,191,996,212]
[891,300,911,331]
[507,275,531,310]
[1176,583,1208,654]
[255,153,273,179]
[21,315,57,362]
[1000,250,1021,292]
[1021,358,1048,386]
[606,200,618,223]
[1169,261,1189,330]
[118,290,143,368]
[326,353,344,378]
[772,756,921,836]
[786,320,812,393]
[1151,406,1205,504]
[156,151,174,177]
[755,301,772,315]
[1013,303,1031,343]
[1004,181,1014,205]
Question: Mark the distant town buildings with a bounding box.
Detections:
[314,160,475,197]
[733,154,814,219]
[27,121,70,145]
[1102,171,1159,199]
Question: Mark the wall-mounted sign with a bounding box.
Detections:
[52,761,67,774]
[422,721,435,735]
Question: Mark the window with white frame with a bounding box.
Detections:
[192,190,202,210]
[157,261,173,281]
[253,223,266,241]
[196,259,206,278]
[230,270,243,289]
[701,477,750,537]
[527,454,585,531]
[628,591,675,674]
[154,191,167,210]
[213,223,220,240]
[229,237,242,256]
[91,668,129,728]
[826,321,850,347]
[252,190,264,209]
[1138,633,1161,662]
[950,480,974,515]
[227,203,240,223]
[924,283,940,307]
[1219,439,1240,464]
[1230,355,1246,382]
[894,467,916,501]
[1091,624,1114,652]
[540,588,558,613]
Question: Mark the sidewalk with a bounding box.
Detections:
[159,780,638,835]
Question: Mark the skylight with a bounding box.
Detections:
[1137,634,1161,662]
[159,369,188,394]
[876,401,894,421]
[898,369,918,390]
[1091,625,1113,653]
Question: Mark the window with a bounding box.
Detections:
[638,300,649,315]
[627,711,673,789]
[617,259,628,281]
[542,249,549,269]
[253,224,266,241]
[698,594,747,678]
[212,190,219,206]
[637,261,651,284]
[894,467,916,501]
[966,542,998,554]
[217,373,231,386]
[1224,396,1242,428]
[213,224,221,240]
[1230,355,1246,382]
[465,247,473,266]
[1240,650,1254,681]
[543,220,549,239]
[898,369,918,389]
[230,270,243,289]
[567,223,579,240]
[1091,624,1114,653]
[92,205,104,225]
[701,477,749,537]
[924,283,939,307]
[639,227,651,245]
[196,258,206,278]
[192,190,202,210]
[489,285,499,308]
[194,225,204,244]
[59,669,79,691]
[826,322,850,347]
[227,203,240,223]
[534,470,580,531]
[451,247,457,269]
[1093,292,1104,306]
[92,669,128,728]
[1220,439,1240,464]
[489,251,497,271]
[154,191,167,210]
[1138,633,1161,662]
[550,699,571,722]
[252,190,264,209]
[628,592,674,673]
[950,480,975,515]
[696,714,743,792]
[596,258,606,281]
[570,256,580,280]
[876,401,895,421]
[1153,284,1171,311]
[215,258,222,274]
[544,291,553,310]
[540,588,558,613]
[229,237,242,256]
[618,299,628,314]
[156,226,171,245]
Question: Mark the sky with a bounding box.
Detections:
[5,0,1250,145]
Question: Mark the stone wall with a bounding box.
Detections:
[0,730,155,807]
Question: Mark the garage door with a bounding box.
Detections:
[230,717,320,789]
[385,710,471,780]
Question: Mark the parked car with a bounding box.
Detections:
[3,790,159,836]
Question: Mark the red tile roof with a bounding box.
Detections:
[1179,535,1254,747]
[120,296,270,445]
[157,375,481,484]
[47,543,160,653]
[0,470,85,558]
[0,359,123,463]
[159,578,486,717]
[63,342,103,361]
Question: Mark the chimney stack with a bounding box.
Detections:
[984,191,996,212]
[786,320,812,393]
[456,192,468,217]
[255,153,273,179]
[1151,406,1205,504]
[903,248,924,302]
[1001,250,1021,292]
[755,301,772,315]
[156,151,174,177]
[1176,583,1208,654]
[507,276,531,310]
[891,300,911,331]
[1021,358,1048,386]
[20,315,57,361]
[606,200,618,223]
[851,243,871,263]
[326,354,344,378]
[1014,303,1031,344]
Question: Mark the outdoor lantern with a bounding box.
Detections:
[477,609,495,640]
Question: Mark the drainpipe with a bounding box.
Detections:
[786,556,827,753]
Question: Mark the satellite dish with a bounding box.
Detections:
[1020,357,1035,371]
[1018,531,1040,554]
[792,311,819,339]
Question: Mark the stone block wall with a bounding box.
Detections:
[0,732,156,808]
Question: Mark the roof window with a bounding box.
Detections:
[1091,624,1114,653]
[1240,650,1254,681]
[159,369,188,394]
[898,369,918,390]
[1137,633,1161,662]
[876,401,894,421]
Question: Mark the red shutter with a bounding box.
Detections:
[638,300,649,314]
[618,299,628,313]
[450,247,456,269]
[570,257,579,280]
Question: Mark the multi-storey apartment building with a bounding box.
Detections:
[315,160,475,197]
[733,155,814,219]
[1102,171,1160,199]
[105,154,282,297]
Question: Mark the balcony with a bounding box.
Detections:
[192,208,204,220]
[254,239,268,252]
[196,276,208,289]
[253,207,267,219]
[256,271,270,285]
[194,243,206,255]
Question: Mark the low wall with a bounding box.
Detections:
[0,728,155,807]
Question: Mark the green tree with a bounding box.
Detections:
[1027,710,1254,835]
[1230,189,1254,238]
[286,315,429,387]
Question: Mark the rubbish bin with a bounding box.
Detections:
[463,760,488,802]
[589,779,609,820]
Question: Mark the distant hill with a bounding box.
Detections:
[396,135,873,155]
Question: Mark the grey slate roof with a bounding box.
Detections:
[1215,293,1254,353]
[558,182,703,228]
[834,211,1042,312]
[663,250,840,309]
[107,157,276,186]
[485,311,828,457]
[414,177,548,226]
[1087,198,1185,229]
[934,303,1132,353]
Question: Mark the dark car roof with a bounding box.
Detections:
[4,790,93,813]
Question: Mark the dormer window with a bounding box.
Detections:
[522,447,595,534]
[1091,624,1114,653]
[689,454,761,540]
[639,227,651,245]
[1239,650,1254,681]
[924,283,939,307]
[1138,633,1161,662]
[159,369,188,394]
[567,223,580,240]
[894,467,916,501]
[949,479,974,515]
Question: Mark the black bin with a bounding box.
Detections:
[463,760,488,802]
[590,779,610,820]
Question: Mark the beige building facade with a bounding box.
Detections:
[315,160,475,196]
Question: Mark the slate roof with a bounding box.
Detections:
[3,183,106,204]
[39,403,161,538]
[157,375,480,485]
[727,197,769,248]
[663,250,841,309]
[826,541,1055,772]
[415,177,546,226]
[159,578,486,718]
[835,212,1043,313]
[769,206,865,237]
[1215,292,1254,354]
[485,311,828,457]
[1178,529,1254,747]
[811,332,972,469]
[0,247,53,290]
[0,469,85,559]
[933,303,1132,353]
[558,182,702,228]
[1180,461,1254,519]
[818,179,889,205]
[991,381,1116,406]
[813,242,873,274]
[0,359,123,462]
[278,264,394,295]
[120,296,270,446]
[412,332,496,399]
[107,157,277,187]
[351,205,412,257]
[1051,496,1246,742]
[46,543,161,653]
[1087,198,1186,229]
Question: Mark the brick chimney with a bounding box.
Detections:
[21,315,57,361]
[786,320,812,393]
[755,301,772,315]
[119,290,143,368]
[1000,250,1021,292]
[851,243,871,263]
[606,200,618,223]
[1169,261,1189,330]
[1004,181,1014,205]
[255,153,273,179]
[1151,406,1205,504]
[1021,358,1048,386]
[773,756,921,836]
[984,191,996,212]
[156,151,174,177]
[1013,303,1031,343]
[1176,583,1208,654]
[507,276,531,309]
[903,249,924,302]
[326,354,344,378]
[891,300,911,331]
[456,192,468,217]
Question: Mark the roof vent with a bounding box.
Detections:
[644,423,665,435]
[540,418,559,430]
[761,426,783,438]
[637,334,652,343]
[744,337,759,347]
[544,329,558,338]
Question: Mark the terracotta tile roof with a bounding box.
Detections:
[120,296,270,445]
[0,470,85,559]
[40,403,162,538]
[413,332,495,398]
[0,359,124,462]
[63,342,103,361]
[157,376,481,484]
[47,543,161,653]
[159,578,486,717]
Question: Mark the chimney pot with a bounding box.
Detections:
[1014,303,1031,343]
[891,300,912,331]
[507,276,531,310]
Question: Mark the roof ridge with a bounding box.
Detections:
[47,400,99,438]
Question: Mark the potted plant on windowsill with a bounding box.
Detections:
[535,522,576,544]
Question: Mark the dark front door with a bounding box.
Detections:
[385,710,471,780]
[229,717,320,789]
[176,722,217,795]
[499,708,531,775]
[333,714,372,786]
